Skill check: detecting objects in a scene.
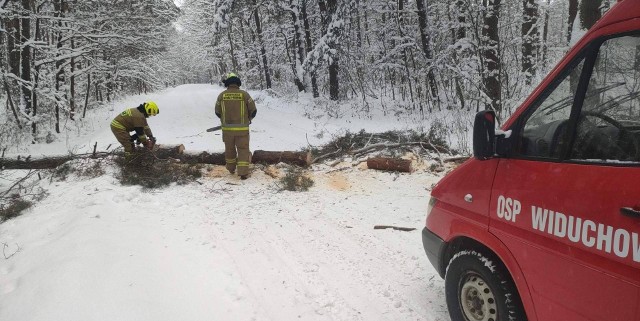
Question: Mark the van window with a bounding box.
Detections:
[517,59,586,158]
[570,35,640,162]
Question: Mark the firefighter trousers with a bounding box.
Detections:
[223,131,251,176]
[111,125,134,154]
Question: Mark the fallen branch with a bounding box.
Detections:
[444,156,470,163]
[373,225,416,232]
[1,170,37,197]
[3,242,21,259]
[311,148,342,164]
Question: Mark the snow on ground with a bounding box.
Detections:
[0,85,451,321]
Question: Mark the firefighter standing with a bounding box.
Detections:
[215,73,257,180]
[111,102,159,159]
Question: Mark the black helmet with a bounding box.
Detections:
[223,72,242,87]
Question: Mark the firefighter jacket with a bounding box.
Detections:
[215,85,257,132]
[111,107,154,142]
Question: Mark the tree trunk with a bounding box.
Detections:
[32,13,41,141]
[301,0,319,98]
[567,0,579,44]
[3,75,22,129]
[415,0,439,99]
[69,37,76,120]
[366,157,413,173]
[20,0,32,115]
[580,0,603,30]
[521,0,539,85]
[253,1,271,88]
[152,144,186,159]
[482,0,502,114]
[82,73,91,118]
[253,150,312,167]
[7,17,20,77]
[179,151,226,165]
[53,0,66,134]
[290,0,306,92]
[227,28,238,72]
[541,0,550,69]
[0,145,186,170]
[319,0,340,100]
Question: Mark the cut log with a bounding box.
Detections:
[179,151,226,165]
[152,144,185,159]
[366,157,413,173]
[252,150,312,167]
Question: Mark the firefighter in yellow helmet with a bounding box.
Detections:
[215,73,257,180]
[110,101,159,159]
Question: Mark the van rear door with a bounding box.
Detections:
[489,30,640,320]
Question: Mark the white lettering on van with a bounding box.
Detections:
[596,224,613,253]
[633,233,640,263]
[531,206,549,231]
[529,205,639,264]
[567,216,582,243]
[613,229,630,258]
[497,195,520,222]
[553,212,567,238]
[582,220,596,248]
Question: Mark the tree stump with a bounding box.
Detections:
[366,157,413,173]
[252,150,312,167]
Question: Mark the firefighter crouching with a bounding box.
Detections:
[111,102,159,160]
[215,73,257,180]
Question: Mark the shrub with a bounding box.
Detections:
[117,156,203,189]
[0,197,33,222]
[279,167,314,192]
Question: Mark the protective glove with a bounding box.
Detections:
[143,140,154,150]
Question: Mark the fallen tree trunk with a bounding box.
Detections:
[366,157,413,173]
[179,151,226,165]
[0,155,73,170]
[152,144,186,159]
[252,150,312,167]
[1,145,311,169]
[0,145,186,170]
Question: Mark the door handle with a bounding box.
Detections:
[620,207,640,218]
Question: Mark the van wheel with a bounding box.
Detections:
[445,251,527,321]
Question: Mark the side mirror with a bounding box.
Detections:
[473,110,496,160]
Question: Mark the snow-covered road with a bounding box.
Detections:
[0,85,450,321]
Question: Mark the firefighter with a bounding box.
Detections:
[110,101,159,160]
[215,73,257,180]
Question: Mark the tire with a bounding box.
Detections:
[444,250,527,321]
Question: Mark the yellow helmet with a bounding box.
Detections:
[144,101,159,116]
[223,72,241,87]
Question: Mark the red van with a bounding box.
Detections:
[422,1,640,321]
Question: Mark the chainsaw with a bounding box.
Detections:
[206,125,222,132]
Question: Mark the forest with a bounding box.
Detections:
[0,0,613,149]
